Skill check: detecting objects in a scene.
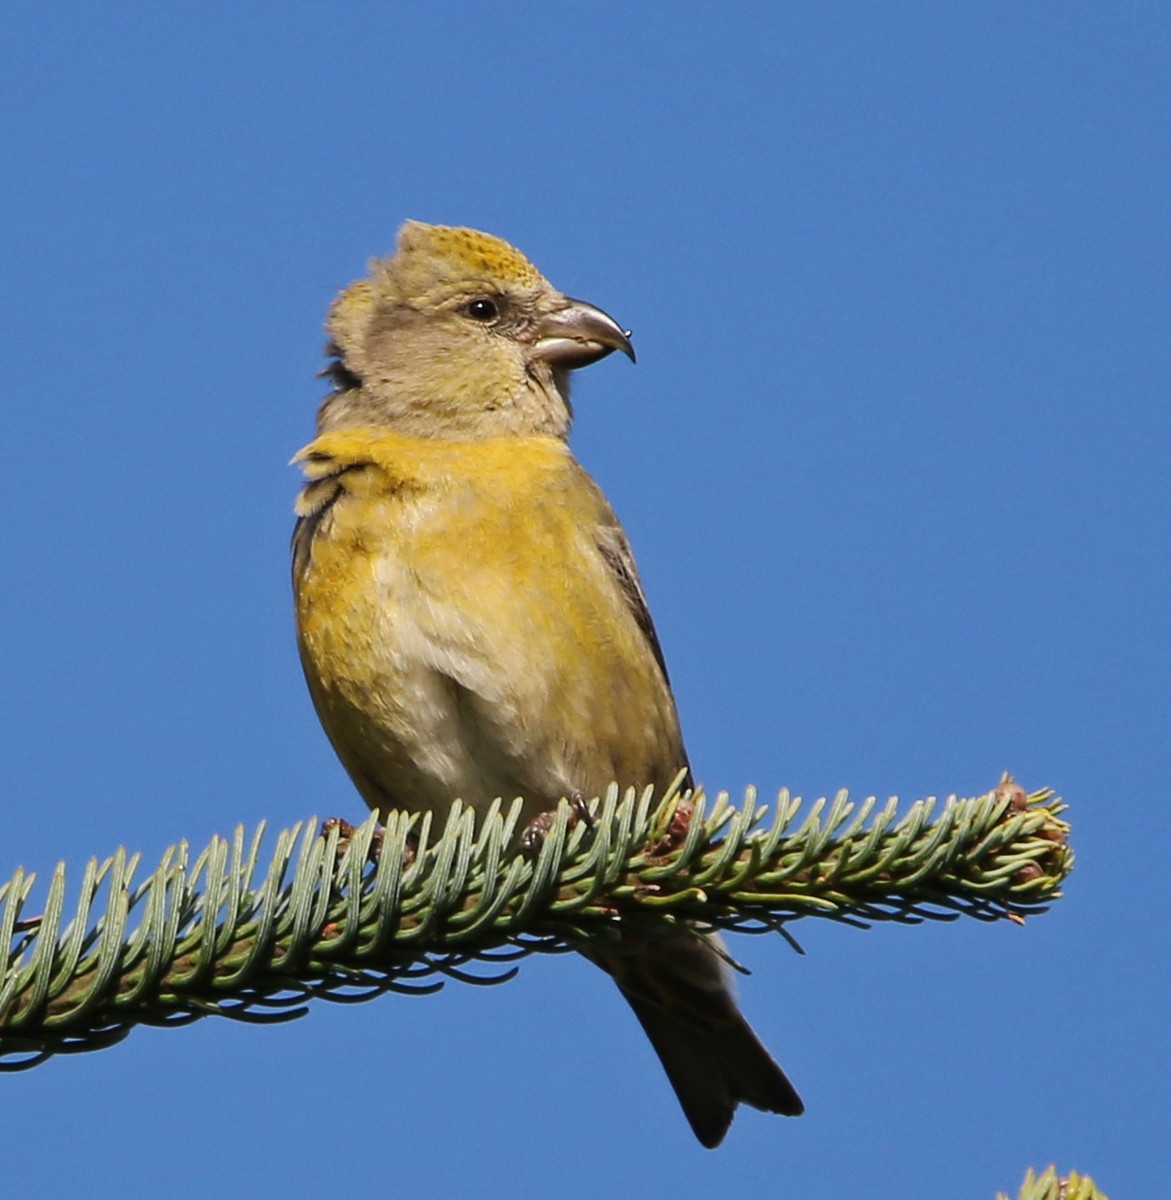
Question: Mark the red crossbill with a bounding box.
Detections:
[292,221,803,1147]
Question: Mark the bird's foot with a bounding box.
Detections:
[320,815,357,841]
[320,816,386,862]
[520,790,593,858]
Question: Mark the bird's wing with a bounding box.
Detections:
[583,471,692,776]
[593,514,673,687]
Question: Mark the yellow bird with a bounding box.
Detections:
[292,221,803,1147]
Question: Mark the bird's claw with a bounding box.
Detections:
[520,790,593,859]
[320,816,386,862]
[521,810,558,858]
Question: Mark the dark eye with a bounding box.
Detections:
[465,297,499,322]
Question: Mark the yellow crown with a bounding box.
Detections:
[390,221,543,289]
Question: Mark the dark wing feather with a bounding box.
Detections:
[588,480,692,787]
[594,519,673,687]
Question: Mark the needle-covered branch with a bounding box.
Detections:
[0,773,1070,1067]
[1000,1166,1109,1200]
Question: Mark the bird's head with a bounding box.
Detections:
[317,221,634,440]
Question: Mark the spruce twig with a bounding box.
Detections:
[0,773,1070,1067]
[999,1165,1109,1200]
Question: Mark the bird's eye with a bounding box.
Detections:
[465,297,499,322]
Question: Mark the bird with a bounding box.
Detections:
[291,220,803,1147]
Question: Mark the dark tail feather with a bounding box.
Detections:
[621,987,803,1148]
[586,934,803,1149]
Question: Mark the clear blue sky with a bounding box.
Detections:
[2,6,1166,1197]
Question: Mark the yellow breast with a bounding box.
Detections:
[291,427,685,819]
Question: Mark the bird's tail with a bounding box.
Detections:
[584,929,803,1148]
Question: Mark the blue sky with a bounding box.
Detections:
[1,5,1166,1197]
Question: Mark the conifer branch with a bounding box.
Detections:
[1000,1166,1109,1200]
[0,773,1070,1067]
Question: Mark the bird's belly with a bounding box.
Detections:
[296,492,685,823]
